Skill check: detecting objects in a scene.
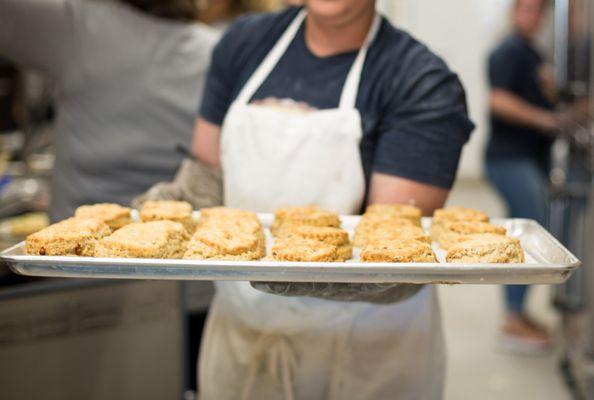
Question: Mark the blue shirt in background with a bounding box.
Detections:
[487,33,554,162]
[200,7,474,190]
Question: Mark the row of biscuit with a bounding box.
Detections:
[25,201,526,264]
[26,201,195,258]
[431,206,525,263]
[353,204,526,264]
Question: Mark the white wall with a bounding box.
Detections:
[378,0,514,179]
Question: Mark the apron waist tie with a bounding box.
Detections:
[241,333,297,400]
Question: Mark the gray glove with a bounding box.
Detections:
[132,158,223,209]
[250,282,424,304]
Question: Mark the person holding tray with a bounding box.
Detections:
[142,0,474,398]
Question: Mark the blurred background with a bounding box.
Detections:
[0,0,592,399]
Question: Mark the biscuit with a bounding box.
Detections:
[197,214,262,235]
[184,223,264,261]
[365,203,422,225]
[271,237,337,262]
[360,238,436,263]
[431,206,490,243]
[94,221,188,259]
[435,221,506,249]
[353,213,415,247]
[271,205,340,236]
[199,206,258,222]
[140,200,195,233]
[279,225,352,261]
[363,225,431,246]
[75,203,132,230]
[280,226,349,246]
[445,233,525,263]
[432,206,489,226]
[26,217,111,256]
[335,243,353,261]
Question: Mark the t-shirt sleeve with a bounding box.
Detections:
[372,50,474,189]
[0,0,74,78]
[488,43,521,91]
[199,18,250,126]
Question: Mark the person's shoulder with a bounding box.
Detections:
[490,34,525,61]
[373,19,452,83]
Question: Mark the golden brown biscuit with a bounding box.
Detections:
[365,203,422,225]
[432,206,489,226]
[271,237,337,262]
[94,221,188,259]
[271,205,340,236]
[360,238,436,263]
[197,214,262,235]
[335,243,353,261]
[431,206,490,243]
[75,203,132,230]
[445,233,524,263]
[199,206,259,222]
[353,213,415,247]
[362,225,430,246]
[278,226,352,261]
[280,226,349,246]
[140,200,195,233]
[436,221,506,249]
[26,217,111,256]
[184,223,264,261]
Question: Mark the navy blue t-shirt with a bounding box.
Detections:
[487,33,554,161]
[200,7,474,189]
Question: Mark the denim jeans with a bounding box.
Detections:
[486,158,548,314]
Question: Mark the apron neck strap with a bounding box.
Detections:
[235,10,307,105]
[338,13,381,109]
[235,9,382,109]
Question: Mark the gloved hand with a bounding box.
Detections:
[132,157,223,209]
[250,281,424,304]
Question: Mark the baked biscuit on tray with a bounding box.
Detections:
[361,225,430,247]
[279,225,352,261]
[199,206,258,222]
[364,203,422,226]
[94,221,188,259]
[75,203,132,231]
[26,217,111,256]
[271,237,337,262]
[431,206,490,244]
[360,238,437,263]
[353,213,415,247]
[445,233,524,263]
[270,205,340,237]
[435,221,506,250]
[140,200,195,233]
[184,226,264,260]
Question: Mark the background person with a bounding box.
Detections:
[0,0,220,222]
[486,0,570,353]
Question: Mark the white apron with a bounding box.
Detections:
[200,10,445,400]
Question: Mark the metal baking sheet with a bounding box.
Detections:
[0,214,581,284]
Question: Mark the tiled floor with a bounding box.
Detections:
[442,179,571,400]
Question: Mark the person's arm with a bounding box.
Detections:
[368,173,448,215]
[192,117,222,168]
[489,88,558,134]
[0,0,74,77]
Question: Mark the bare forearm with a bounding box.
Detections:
[489,89,557,136]
[368,172,449,215]
[191,118,222,168]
